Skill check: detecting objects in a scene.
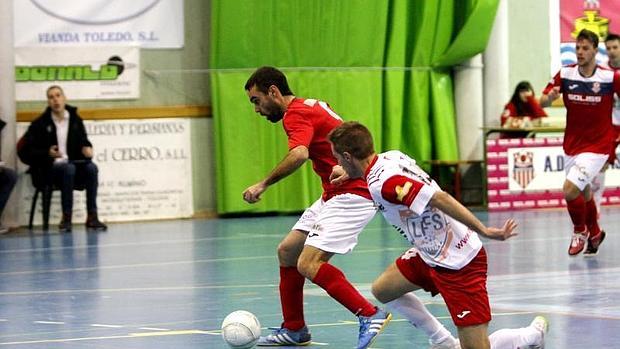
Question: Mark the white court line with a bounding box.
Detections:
[33,321,65,325]
[90,324,124,328]
[0,234,569,278]
[0,283,278,296]
[3,217,564,255]
[138,327,170,331]
[0,233,284,255]
[0,312,534,346]
[3,265,620,297]
[0,330,208,346]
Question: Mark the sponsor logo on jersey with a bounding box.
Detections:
[400,247,419,260]
[513,151,534,189]
[311,223,323,232]
[395,182,413,202]
[568,83,579,90]
[567,94,602,103]
[455,230,473,249]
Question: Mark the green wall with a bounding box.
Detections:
[508,0,552,95]
[14,0,560,216]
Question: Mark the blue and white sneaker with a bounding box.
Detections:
[256,326,311,346]
[356,308,392,349]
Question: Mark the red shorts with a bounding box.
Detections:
[395,247,491,327]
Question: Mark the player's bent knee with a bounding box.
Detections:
[458,324,490,349]
[371,282,390,303]
[563,181,581,200]
[276,241,298,265]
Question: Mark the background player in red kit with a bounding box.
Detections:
[242,66,391,349]
[540,29,620,256]
[328,121,548,349]
[591,33,620,215]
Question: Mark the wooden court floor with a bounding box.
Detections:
[0,208,619,348]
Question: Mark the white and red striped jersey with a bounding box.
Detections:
[543,64,620,155]
[365,150,482,270]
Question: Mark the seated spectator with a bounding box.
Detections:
[500,81,547,138]
[0,119,17,234]
[20,86,106,232]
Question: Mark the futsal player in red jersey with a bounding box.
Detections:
[242,66,461,349]
[540,29,620,256]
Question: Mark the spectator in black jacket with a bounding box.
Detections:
[21,86,106,232]
[0,119,17,234]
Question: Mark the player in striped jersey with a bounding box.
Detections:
[328,121,548,349]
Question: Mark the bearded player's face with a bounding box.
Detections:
[247,85,285,123]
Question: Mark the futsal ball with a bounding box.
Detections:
[221,310,261,348]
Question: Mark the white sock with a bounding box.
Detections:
[489,325,542,349]
[386,293,457,345]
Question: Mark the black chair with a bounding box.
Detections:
[28,184,53,231]
[27,162,87,231]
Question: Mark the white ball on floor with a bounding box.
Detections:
[221,310,261,348]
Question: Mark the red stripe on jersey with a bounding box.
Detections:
[381,175,425,206]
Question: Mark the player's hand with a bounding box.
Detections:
[547,86,561,100]
[483,219,518,241]
[329,165,349,186]
[243,181,267,203]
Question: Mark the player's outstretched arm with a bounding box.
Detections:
[430,191,518,241]
[242,145,309,203]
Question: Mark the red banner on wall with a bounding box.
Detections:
[559,0,620,66]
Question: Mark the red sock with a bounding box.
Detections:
[312,263,376,317]
[585,198,601,237]
[566,195,586,232]
[280,266,306,330]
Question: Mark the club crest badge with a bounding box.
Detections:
[513,151,534,189]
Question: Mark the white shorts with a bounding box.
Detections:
[292,193,377,254]
[564,152,609,191]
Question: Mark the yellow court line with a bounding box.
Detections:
[0,330,210,346]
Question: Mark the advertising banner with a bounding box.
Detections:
[14,0,184,48]
[487,137,620,211]
[16,118,194,225]
[15,46,140,101]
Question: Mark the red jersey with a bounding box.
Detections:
[282,98,371,200]
[543,64,620,155]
